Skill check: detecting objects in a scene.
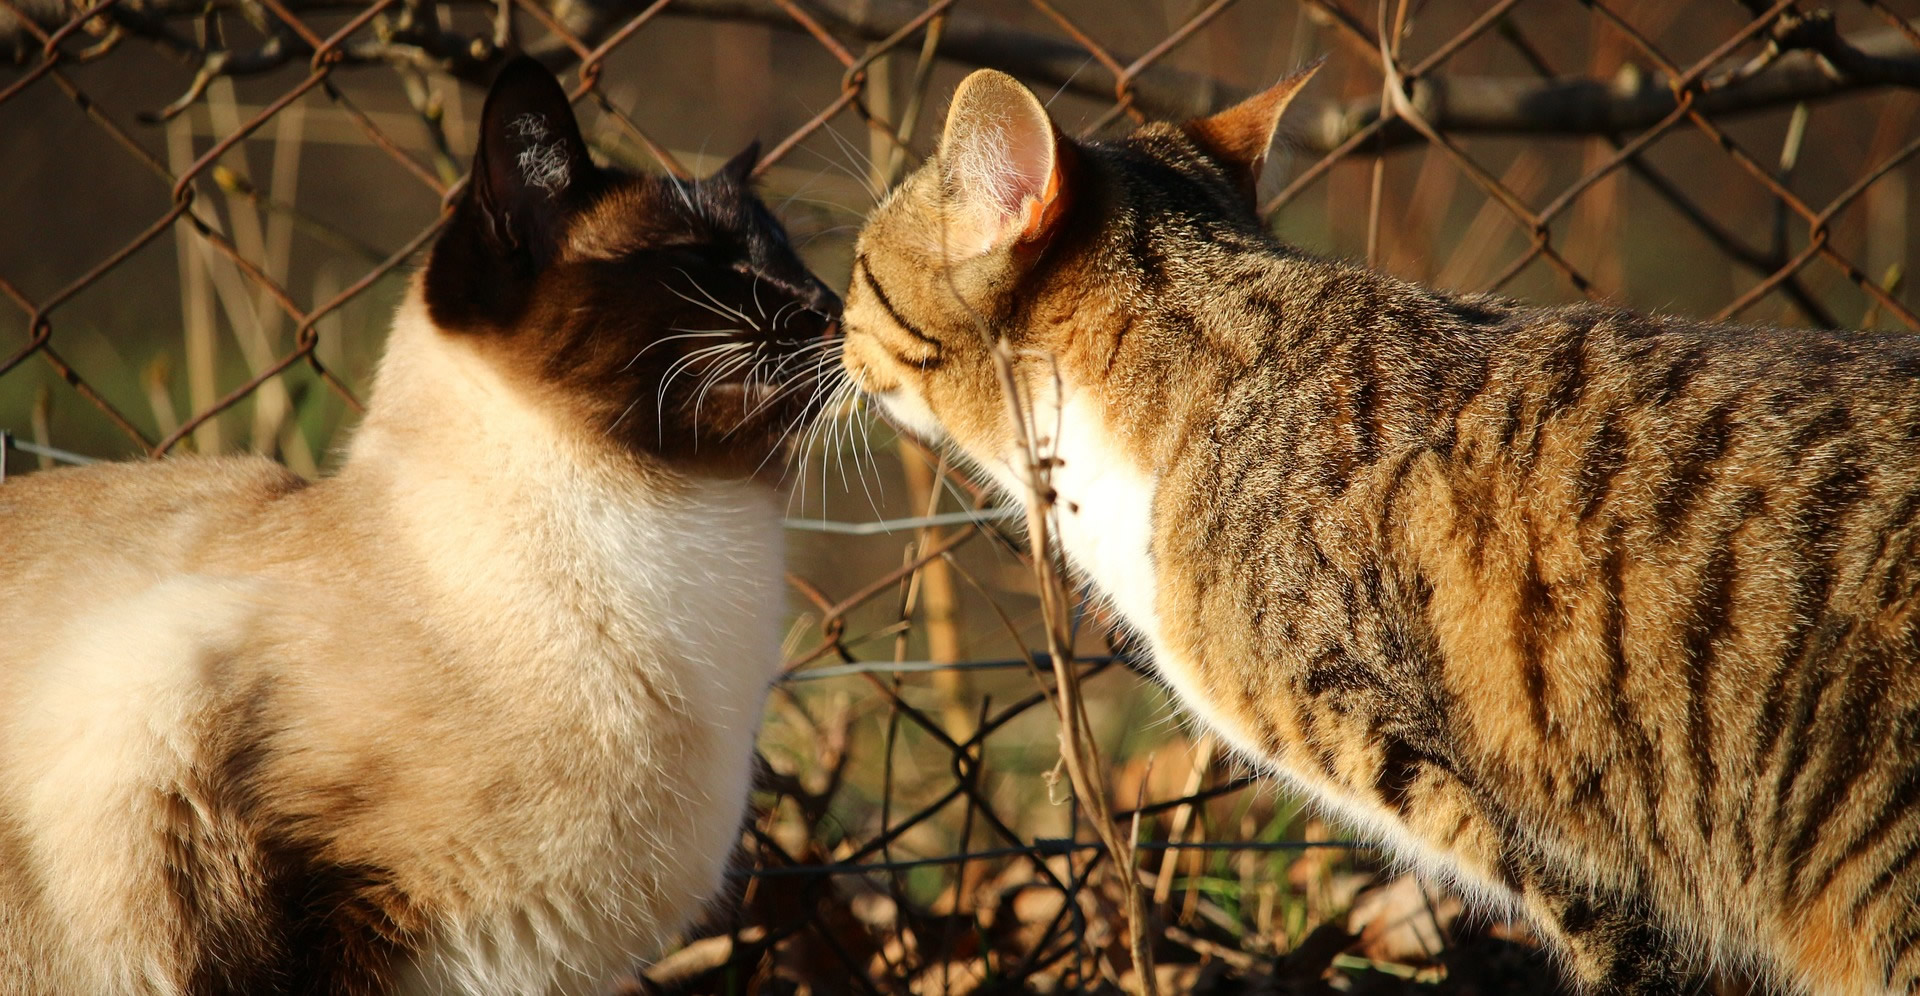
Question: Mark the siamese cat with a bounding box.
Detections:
[0,58,838,995]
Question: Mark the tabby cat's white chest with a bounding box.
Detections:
[1027,393,1511,911]
[1005,390,1271,762]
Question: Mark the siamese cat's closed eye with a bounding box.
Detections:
[0,58,836,995]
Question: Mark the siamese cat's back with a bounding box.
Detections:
[0,456,310,676]
[2,456,305,573]
[0,457,302,996]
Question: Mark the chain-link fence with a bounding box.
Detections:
[4,0,1918,992]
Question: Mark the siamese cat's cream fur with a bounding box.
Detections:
[0,59,838,995]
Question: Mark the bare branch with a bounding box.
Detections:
[1306,25,1920,154]
[566,0,1240,117]
[5,0,1237,117]
[8,0,1915,153]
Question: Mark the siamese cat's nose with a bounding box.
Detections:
[809,284,843,322]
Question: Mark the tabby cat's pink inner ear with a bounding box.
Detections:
[935,69,1064,258]
[1184,56,1325,202]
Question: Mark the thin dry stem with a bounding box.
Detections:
[989,339,1158,996]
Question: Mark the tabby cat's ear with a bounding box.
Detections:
[469,56,596,269]
[1183,57,1324,205]
[934,69,1069,260]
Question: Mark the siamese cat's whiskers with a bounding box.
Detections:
[661,282,752,329]
[652,341,751,440]
[790,376,852,510]
[755,336,834,391]
[760,388,816,486]
[659,341,748,390]
[745,370,815,430]
[737,351,765,397]
[824,378,869,508]
[847,388,879,514]
[691,349,760,428]
[664,282,760,333]
[666,327,744,342]
[788,378,832,507]
[843,385,885,519]
[752,327,826,387]
[612,340,743,439]
[771,300,802,332]
[817,379,844,501]
[621,329,740,371]
[691,351,754,413]
[837,382,885,521]
[739,339,805,403]
[752,344,841,481]
[820,380,858,507]
[671,269,761,332]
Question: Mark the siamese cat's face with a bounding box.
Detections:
[425,59,840,475]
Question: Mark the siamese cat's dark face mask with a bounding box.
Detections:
[424,57,841,476]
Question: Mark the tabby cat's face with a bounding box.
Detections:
[427,60,840,476]
[839,68,1315,463]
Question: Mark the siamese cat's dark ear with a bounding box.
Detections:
[469,56,595,267]
[1183,57,1324,205]
[714,141,761,185]
[934,70,1070,260]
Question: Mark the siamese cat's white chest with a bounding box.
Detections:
[566,474,789,703]
[389,474,787,996]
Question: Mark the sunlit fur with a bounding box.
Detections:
[840,67,1920,995]
[0,59,835,994]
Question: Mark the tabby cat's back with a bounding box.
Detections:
[839,65,1920,995]
[0,58,837,995]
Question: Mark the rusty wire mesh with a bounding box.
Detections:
[4,0,1920,992]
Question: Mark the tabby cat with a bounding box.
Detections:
[838,64,1920,995]
[0,58,837,994]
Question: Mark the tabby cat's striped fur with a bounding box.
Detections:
[838,66,1920,994]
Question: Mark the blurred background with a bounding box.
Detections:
[3,0,1917,992]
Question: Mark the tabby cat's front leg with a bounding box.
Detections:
[1524,873,1695,995]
